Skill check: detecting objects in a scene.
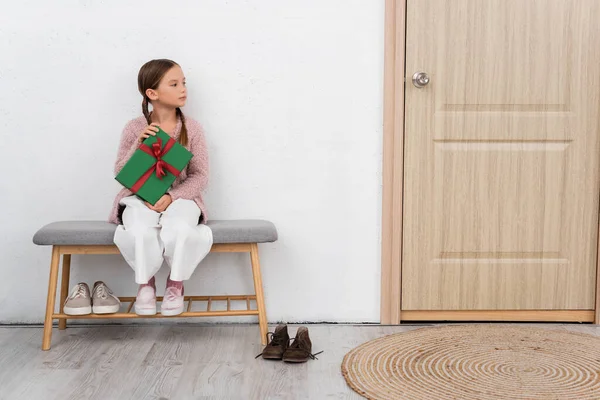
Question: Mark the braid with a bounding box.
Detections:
[176,108,188,147]
[142,97,151,124]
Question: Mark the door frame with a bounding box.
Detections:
[379,0,600,324]
[380,0,406,325]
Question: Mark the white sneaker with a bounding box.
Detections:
[135,285,157,316]
[161,286,184,316]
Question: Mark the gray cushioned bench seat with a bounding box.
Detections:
[33,220,278,246]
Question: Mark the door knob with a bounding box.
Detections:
[412,72,430,88]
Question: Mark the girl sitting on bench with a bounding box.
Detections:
[108,59,213,316]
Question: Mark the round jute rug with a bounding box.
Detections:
[341,324,600,400]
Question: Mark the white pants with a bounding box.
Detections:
[114,196,213,284]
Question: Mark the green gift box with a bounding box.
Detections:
[115,128,193,205]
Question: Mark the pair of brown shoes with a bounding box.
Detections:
[255,325,323,363]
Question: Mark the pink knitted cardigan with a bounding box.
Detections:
[108,115,209,225]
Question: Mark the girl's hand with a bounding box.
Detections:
[145,194,172,213]
[138,123,160,143]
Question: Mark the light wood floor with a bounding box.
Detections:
[1,323,599,399]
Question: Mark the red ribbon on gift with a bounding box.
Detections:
[130,137,181,193]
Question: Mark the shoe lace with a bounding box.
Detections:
[286,337,324,360]
[164,286,181,302]
[95,284,110,300]
[254,331,288,359]
[70,284,88,299]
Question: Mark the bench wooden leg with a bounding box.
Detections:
[42,246,61,350]
[250,243,268,345]
[58,254,71,330]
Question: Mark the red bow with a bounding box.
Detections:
[130,137,181,193]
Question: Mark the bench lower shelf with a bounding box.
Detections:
[56,295,260,319]
[53,311,259,319]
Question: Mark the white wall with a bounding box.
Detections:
[0,0,384,324]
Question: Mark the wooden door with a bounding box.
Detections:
[402,0,600,310]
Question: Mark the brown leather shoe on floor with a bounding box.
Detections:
[255,324,290,360]
[282,326,323,363]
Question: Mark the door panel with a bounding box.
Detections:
[402,0,600,310]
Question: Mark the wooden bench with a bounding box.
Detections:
[33,220,278,350]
